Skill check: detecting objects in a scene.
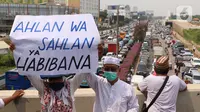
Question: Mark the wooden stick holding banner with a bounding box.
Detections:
[9,14,100,76]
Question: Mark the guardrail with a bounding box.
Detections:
[0,84,199,112]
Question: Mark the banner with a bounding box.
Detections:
[9,14,100,76]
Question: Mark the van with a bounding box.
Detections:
[136,63,149,77]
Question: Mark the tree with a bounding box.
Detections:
[99,10,108,21]
[195,32,200,44]
[133,23,147,42]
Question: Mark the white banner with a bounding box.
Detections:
[9,14,100,76]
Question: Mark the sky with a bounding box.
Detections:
[100,0,200,16]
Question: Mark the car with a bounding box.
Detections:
[98,61,103,68]
[141,50,149,55]
[173,47,184,56]
[180,48,191,54]
[182,66,196,75]
[121,47,129,53]
[139,59,148,65]
[113,38,117,42]
[106,52,114,57]
[119,51,126,55]
[117,54,124,63]
[184,69,200,84]
[142,42,149,51]
[136,63,149,77]
[191,57,200,68]
[180,52,193,61]
[96,64,103,76]
[80,80,90,88]
[165,35,172,41]
[172,42,184,50]
[140,55,149,63]
[101,56,106,62]
[181,62,194,74]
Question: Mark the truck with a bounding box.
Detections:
[108,42,118,54]
[120,32,126,39]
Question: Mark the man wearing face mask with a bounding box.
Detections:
[84,56,139,112]
[9,43,86,112]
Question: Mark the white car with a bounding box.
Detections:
[101,56,106,62]
[106,52,114,57]
[117,54,124,63]
[98,61,103,68]
[107,36,113,41]
[122,46,129,52]
[180,52,193,61]
[191,57,200,67]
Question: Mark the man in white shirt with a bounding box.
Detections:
[0,90,24,109]
[84,56,139,112]
[138,56,187,112]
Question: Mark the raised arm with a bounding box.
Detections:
[69,73,100,93]
[27,75,44,95]
[9,42,44,94]
[69,73,88,93]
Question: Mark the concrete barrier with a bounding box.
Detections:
[0,85,200,112]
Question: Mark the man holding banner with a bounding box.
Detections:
[9,14,101,112]
[10,43,86,112]
[83,56,139,112]
[9,14,138,112]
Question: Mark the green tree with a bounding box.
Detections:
[99,10,108,21]
[0,52,15,67]
[195,32,200,44]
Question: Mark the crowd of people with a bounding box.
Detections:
[0,43,187,112]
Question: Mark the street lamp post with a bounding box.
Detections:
[116,5,119,57]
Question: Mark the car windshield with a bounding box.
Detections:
[193,76,200,80]
[184,54,193,56]
[194,60,200,63]
[185,50,190,52]
[118,55,122,58]
[137,64,147,71]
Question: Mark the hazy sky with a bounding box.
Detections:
[100,0,200,16]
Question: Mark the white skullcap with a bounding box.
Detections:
[103,56,120,66]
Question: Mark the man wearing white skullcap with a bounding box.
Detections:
[83,56,139,112]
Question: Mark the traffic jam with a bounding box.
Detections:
[132,20,200,85]
[80,19,200,88]
[80,21,137,87]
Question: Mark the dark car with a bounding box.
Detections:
[172,42,184,51]
[173,47,184,56]
[136,63,149,77]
